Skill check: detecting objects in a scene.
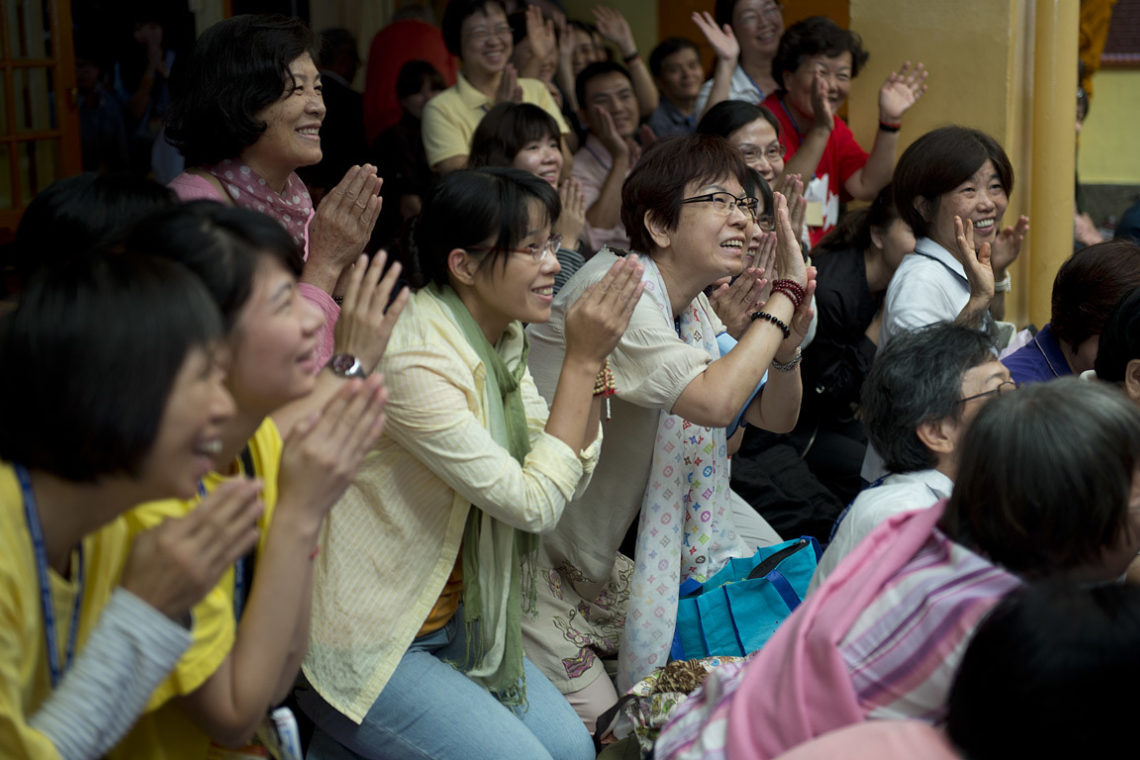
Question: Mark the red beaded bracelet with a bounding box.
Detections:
[771,279,806,309]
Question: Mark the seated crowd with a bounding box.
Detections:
[3,3,1139,760]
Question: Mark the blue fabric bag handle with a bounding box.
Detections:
[671,536,822,660]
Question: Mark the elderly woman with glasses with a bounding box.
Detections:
[296,167,643,760]
[522,133,814,729]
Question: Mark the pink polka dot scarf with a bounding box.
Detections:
[206,158,314,249]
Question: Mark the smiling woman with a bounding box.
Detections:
[297,167,642,760]
[165,14,387,368]
[522,134,814,728]
[882,125,1030,347]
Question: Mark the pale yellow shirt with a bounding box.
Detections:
[421,72,569,168]
[303,288,601,723]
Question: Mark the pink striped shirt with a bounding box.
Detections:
[654,501,1021,760]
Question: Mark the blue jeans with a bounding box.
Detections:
[297,609,595,760]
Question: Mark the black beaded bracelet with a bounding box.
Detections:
[750,310,791,340]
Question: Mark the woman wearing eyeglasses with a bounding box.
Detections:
[691,0,786,118]
[522,134,814,729]
[297,167,642,760]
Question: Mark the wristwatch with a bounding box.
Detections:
[325,353,368,379]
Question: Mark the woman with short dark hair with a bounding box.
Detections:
[166,14,384,367]
[0,252,263,758]
[469,102,587,291]
[760,17,928,245]
[523,133,813,726]
[297,167,640,760]
[882,125,1030,346]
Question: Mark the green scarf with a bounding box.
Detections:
[435,284,539,707]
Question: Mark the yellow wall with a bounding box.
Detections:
[1078,69,1140,184]
[849,0,1078,329]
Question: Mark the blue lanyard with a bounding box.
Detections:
[776,98,805,141]
[740,68,766,102]
[196,445,256,621]
[16,464,84,690]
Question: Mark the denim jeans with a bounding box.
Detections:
[297,609,595,760]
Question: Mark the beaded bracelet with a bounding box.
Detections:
[770,347,803,372]
[593,358,616,420]
[770,279,805,309]
[750,310,791,340]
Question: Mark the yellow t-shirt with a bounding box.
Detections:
[109,419,282,760]
[0,462,130,760]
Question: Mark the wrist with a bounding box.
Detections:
[300,260,341,295]
[878,119,902,133]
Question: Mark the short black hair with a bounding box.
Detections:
[575,60,633,116]
[893,126,1014,239]
[0,252,222,481]
[396,59,445,100]
[941,378,1140,576]
[861,323,996,473]
[649,37,699,78]
[1095,286,1140,384]
[126,201,304,332]
[9,172,175,284]
[414,167,560,288]
[949,582,1140,757]
[696,100,781,141]
[441,0,507,58]
[166,14,319,167]
[469,102,561,169]
[743,168,774,225]
[771,16,869,91]
[1050,239,1140,352]
[622,134,753,254]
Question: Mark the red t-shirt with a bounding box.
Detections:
[763,94,869,246]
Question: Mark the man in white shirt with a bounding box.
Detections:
[811,323,1014,589]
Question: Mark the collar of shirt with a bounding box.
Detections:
[913,236,967,281]
[883,468,954,501]
[455,72,493,112]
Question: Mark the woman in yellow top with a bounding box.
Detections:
[298,167,644,759]
[0,251,264,759]
[108,202,401,759]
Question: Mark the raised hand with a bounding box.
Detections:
[878,61,928,123]
[334,251,410,373]
[525,4,557,63]
[557,178,587,249]
[809,70,835,131]
[121,479,264,620]
[691,11,738,62]
[750,228,778,305]
[594,106,631,161]
[564,254,645,365]
[592,6,637,58]
[277,374,388,525]
[772,192,808,286]
[495,63,523,104]
[952,216,995,303]
[711,265,768,340]
[306,165,384,294]
[990,214,1029,273]
[638,123,658,150]
[772,173,806,239]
